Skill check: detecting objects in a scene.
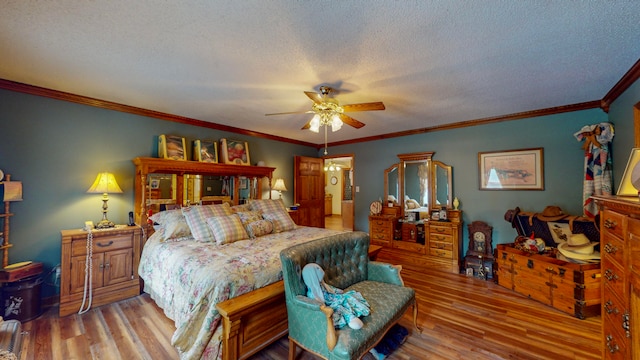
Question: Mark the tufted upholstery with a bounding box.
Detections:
[280,231,419,360]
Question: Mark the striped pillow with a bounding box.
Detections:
[249,199,287,213]
[262,209,296,233]
[181,203,232,241]
[206,214,249,245]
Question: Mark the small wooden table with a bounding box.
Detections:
[368,245,383,260]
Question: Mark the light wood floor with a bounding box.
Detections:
[18,266,601,360]
[325,214,348,231]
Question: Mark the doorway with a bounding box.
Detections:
[323,154,355,231]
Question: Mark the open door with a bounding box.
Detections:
[294,156,325,228]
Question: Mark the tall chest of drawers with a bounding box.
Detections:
[593,196,640,360]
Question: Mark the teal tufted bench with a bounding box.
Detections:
[280,231,420,360]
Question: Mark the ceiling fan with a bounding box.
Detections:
[265,86,385,130]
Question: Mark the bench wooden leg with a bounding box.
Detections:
[412,298,422,333]
[288,337,297,360]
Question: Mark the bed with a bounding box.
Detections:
[138,200,347,360]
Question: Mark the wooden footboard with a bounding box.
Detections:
[216,280,289,360]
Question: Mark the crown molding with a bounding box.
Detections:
[0,78,316,148]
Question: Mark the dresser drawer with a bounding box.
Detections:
[430,233,453,244]
[71,234,133,256]
[429,224,453,236]
[602,231,625,269]
[430,241,453,251]
[602,255,626,301]
[429,247,452,259]
[602,210,625,239]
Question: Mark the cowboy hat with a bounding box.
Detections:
[557,234,600,260]
[537,206,569,222]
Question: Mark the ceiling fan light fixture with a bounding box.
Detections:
[309,114,321,133]
[331,114,343,132]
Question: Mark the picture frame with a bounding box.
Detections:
[239,177,248,190]
[158,134,187,161]
[478,147,544,190]
[616,147,640,196]
[193,140,218,163]
[220,138,250,165]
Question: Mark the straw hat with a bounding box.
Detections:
[557,233,600,260]
[537,206,569,221]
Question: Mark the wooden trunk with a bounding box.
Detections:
[495,243,601,319]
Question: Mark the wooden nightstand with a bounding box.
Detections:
[59,226,142,316]
[287,209,300,225]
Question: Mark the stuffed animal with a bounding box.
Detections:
[302,263,370,330]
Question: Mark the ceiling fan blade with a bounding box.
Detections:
[339,113,366,129]
[304,91,323,104]
[342,102,385,112]
[265,110,310,116]
[301,120,311,130]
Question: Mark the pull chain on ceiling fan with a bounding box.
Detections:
[266,86,385,154]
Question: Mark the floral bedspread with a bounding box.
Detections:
[138,226,343,360]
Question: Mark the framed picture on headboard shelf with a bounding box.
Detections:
[193,140,218,163]
[158,134,187,161]
[220,139,250,165]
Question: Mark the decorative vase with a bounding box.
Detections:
[453,197,460,210]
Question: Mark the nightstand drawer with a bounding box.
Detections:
[71,234,133,256]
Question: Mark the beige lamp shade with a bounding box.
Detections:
[2,181,22,202]
[87,172,123,194]
[272,178,287,192]
[87,172,122,229]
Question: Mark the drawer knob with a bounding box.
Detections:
[604,269,619,282]
[606,334,620,353]
[604,243,617,254]
[604,219,617,229]
[623,313,630,337]
[604,300,619,314]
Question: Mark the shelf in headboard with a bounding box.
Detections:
[132,157,276,229]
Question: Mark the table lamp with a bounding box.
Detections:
[272,178,287,199]
[87,172,123,229]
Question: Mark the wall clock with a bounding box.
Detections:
[466,221,493,257]
[330,176,338,185]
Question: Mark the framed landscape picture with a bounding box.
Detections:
[220,138,250,165]
[193,140,218,163]
[478,148,544,190]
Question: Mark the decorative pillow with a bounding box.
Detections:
[182,203,233,241]
[245,219,273,238]
[249,199,287,213]
[236,210,263,225]
[149,210,191,240]
[205,214,249,245]
[262,210,297,233]
[231,204,252,213]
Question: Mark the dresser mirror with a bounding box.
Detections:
[384,164,399,205]
[433,160,452,209]
[395,152,453,218]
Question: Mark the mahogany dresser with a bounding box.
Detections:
[593,195,640,360]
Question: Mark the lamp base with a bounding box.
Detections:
[95,219,116,229]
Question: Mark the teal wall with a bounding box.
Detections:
[331,108,611,249]
[0,89,317,297]
[0,77,638,299]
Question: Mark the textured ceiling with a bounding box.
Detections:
[1,1,639,145]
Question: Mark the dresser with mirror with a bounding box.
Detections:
[372,151,462,274]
